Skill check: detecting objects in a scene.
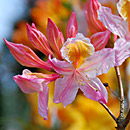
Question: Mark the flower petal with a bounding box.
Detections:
[90,30,111,51]
[47,18,64,59]
[80,77,108,104]
[66,12,78,38]
[13,69,44,93]
[114,38,130,66]
[97,6,129,38]
[38,85,49,120]
[3,39,51,70]
[53,75,79,107]
[13,69,59,93]
[79,48,115,78]
[48,55,74,75]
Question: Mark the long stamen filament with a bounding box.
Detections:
[87,81,98,92]
[76,71,98,92]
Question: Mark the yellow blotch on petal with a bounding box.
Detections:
[62,40,94,68]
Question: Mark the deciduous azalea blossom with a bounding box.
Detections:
[97,4,130,66]
[85,0,112,51]
[3,12,78,119]
[13,69,60,120]
[3,12,77,67]
[48,33,115,107]
[3,11,115,120]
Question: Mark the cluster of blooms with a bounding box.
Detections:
[3,0,130,120]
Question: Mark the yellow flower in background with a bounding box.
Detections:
[58,95,119,130]
[31,0,71,33]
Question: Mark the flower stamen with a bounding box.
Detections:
[76,71,98,92]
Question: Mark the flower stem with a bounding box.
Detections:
[115,66,124,101]
[124,109,130,128]
[100,66,129,129]
[100,103,117,122]
[115,66,125,129]
[123,60,130,113]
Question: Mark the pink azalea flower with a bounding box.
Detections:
[13,69,60,120]
[85,0,111,51]
[97,5,130,66]
[3,12,78,119]
[4,12,78,63]
[48,33,115,107]
[3,11,115,119]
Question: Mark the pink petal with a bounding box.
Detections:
[90,30,111,51]
[48,55,74,75]
[97,6,129,38]
[66,12,78,38]
[85,0,106,33]
[26,23,53,56]
[79,48,115,78]
[13,69,44,93]
[80,77,107,104]
[38,85,49,120]
[47,18,64,59]
[13,69,60,93]
[53,75,79,107]
[114,38,130,66]
[3,39,51,70]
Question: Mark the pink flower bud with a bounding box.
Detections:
[4,39,51,70]
[90,30,111,51]
[66,12,78,38]
[85,0,106,33]
[47,18,64,59]
[26,23,53,56]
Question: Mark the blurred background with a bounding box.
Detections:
[0,0,130,130]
